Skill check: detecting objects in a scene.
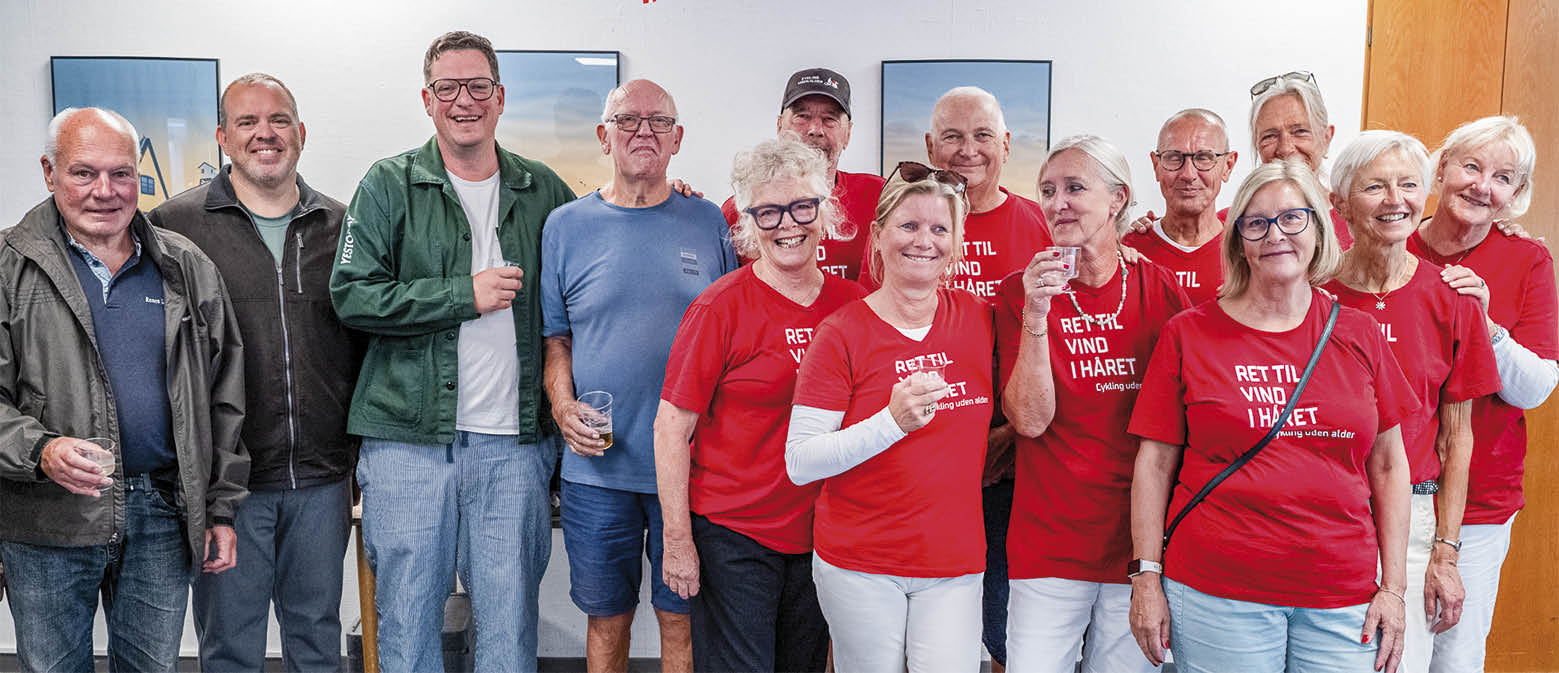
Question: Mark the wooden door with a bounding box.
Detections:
[1487,0,1559,668]
[1365,0,1559,670]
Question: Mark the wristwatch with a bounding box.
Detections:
[1490,326,1508,346]
[1127,559,1163,578]
[1434,537,1463,552]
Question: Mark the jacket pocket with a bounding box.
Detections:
[354,336,430,427]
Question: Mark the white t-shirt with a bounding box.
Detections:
[447,170,520,435]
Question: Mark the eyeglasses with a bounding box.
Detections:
[427,78,498,102]
[1250,71,1316,98]
[892,161,968,194]
[743,197,822,230]
[606,114,677,134]
[1154,150,1232,171]
[1234,207,1315,241]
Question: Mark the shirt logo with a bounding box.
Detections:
[143,296,164,305]
[680,249,701,277]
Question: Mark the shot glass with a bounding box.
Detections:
[1046,246,1081,291]
[917,362,949,416]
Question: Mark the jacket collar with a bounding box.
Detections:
[9,197,186,319]
[409,135,535,192]
[202,164,329,219]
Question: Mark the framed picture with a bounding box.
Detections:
[495,50,620,196]
[880,59,1052,197]
[51,56,221,211]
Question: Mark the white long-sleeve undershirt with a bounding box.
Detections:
[785,406,907,485]
[1492,333,1559,409]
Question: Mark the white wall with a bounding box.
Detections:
[1,0,1367,227]
[0,0,1367,657]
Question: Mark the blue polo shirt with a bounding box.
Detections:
[65,233,176,476]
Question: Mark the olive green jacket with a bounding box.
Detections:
[0,198,249,562]
[330,137,575,445]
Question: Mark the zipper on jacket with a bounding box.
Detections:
[294,233,304,296]
[276,244,299,489]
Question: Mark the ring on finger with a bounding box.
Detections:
[924,403,936,416]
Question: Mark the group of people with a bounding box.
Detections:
[0,26,1547,673]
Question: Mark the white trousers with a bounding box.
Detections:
[812,553,984,673]
[1006,577,1153,673]
[1401,493,1438,673]
[1429,513,1516,673]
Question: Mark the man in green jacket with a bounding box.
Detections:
[0,107,248,671]
[329,31,574,671]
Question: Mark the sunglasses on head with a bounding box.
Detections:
[1250,71,1316,98]
[892,161,968,194]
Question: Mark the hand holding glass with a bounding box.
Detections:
[577,391,614,449]
[1045,246,1080,291]
[918,363,948,417]
[76,437,116,492]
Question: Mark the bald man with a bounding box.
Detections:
[0,107,247,671]
[542,78,736,673]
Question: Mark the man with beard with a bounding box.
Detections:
[721,68,884,281]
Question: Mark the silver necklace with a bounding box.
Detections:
[1370,289,1391,311]
[1068,252,1129,326]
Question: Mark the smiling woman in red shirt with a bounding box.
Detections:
[1128,159,1416,673]
[785,161,1018,672]
[1320,130,1501,673]
[1406,116,1557,673]
[654,135,865,673]
[996,135,1189,673]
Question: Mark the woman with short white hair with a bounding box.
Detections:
[1321,130,1500,673]
[1406,115,1558,673]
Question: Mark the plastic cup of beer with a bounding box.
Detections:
[577,391,614,449]
[77,437,116,491]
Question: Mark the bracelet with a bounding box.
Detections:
[1434,536,1463,552]
[1021,313,1048,337]
[1376,585,1406,605]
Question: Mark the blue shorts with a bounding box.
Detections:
[560,479,690,616]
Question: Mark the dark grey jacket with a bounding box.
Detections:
[150,168,363,491]
[0,197,249,562]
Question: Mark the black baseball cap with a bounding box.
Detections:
[781,68,851,117]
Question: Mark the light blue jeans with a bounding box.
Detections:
[1165,577,1378,673]
[358,432,557,672]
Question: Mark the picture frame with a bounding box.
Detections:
[50,56,221,211]
[495,50,621,196]
[880,59,1053,198]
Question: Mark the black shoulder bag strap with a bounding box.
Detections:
[1162,299,1340,551]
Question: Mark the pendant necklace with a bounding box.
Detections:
[1069,252,1129,326]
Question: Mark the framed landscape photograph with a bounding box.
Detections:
[51,56,221,211]
[880,59,1053,197]
[496,50,620,196]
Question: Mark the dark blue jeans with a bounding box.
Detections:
[689,515,828,673]
[192,478,351,672]
[1,475,191,672]
[983,478,1015,666]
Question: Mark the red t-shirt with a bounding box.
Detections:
[1217,206,1353,250]
[661,266,868,553]
[860,188,1052,300]
[1407,229,1559,524]
[1120,226,1224,306]
[1128,292,1419,608]
[1322,262,1500,484]
[722,170,887,281]
[793,288,995,576]
[995,260,1190,583]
